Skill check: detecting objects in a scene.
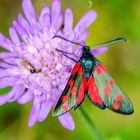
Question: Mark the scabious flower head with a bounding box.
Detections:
[0,0,108,130]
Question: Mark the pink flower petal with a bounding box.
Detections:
[74,10,97,35]
[22,0,36,24]
[91,46,109,56]
[58,112,75,130]
[0,33,13,51]
[39,5,50,26]
[40,14,51,29]
[38,100,53,122]
[28,97,40,127]
[55,14,63,31]
[0,62,15,68]
[17,90,33,104]
[13,20,27,42]
[9,27,21,45]
[0,86,18,105]
[0,77,17,88]
[76,30,89,42]
[0,69,12,78]
[4,58,18,65]
[51,0,61,28]
[8,86,25,102]
[18,13,31,33]
[0,52,16,59]
[63,8,73,33]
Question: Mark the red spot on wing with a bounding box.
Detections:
[113,102,120,110]
[116,94,123,101]
[104,87,111,95]
[71,87,77,96]
[62,104,68,110]
[83,76,87,92]
[99,63,109,73]
[71,62,81,75]
[76,76,87,105]
[87,75,103,105]
[68,80,74,87]
[62,95,68,102]
[96,66,102,75]
[78,67,83,75]
[108,79,115,86]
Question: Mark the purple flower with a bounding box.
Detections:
[0,0,108,130]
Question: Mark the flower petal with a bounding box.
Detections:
[13,20,27,42]
[76,30,89,42]
[18,13,31,33]
[39,5,50,27]
[0,52,16,59]
[74,42,86,58]
[17,89,33,104]
[0,62,15,68]
[38,100,53,122]
[91,46,109,56]
[74,10,97,35]
[40,5,50,17]
[55,14,63,31]
[0,69,12,78]
[0,77,17,88]
[51,0,61,28]
[4,58,18,65]
[22,0,36,24]
[63,8,73,33]
[58,112,75,130]
[0,86,18,105]
[8,86,25,102]
[28,96,40,127]
[9,27,21,45]
[40,14,51,29]
[0,33,13,51]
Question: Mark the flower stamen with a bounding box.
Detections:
[20,58,41,73]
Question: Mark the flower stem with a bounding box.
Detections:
[78,106,107,140]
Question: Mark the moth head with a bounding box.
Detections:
[82,46,90,53]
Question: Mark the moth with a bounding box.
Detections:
[53,36,134,116]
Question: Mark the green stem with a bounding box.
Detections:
[78,106,107,140]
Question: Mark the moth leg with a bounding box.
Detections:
[55,48,79,62]
[63,53,78,62]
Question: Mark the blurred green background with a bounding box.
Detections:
[0,0,140,140]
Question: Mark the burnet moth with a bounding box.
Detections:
[53,35,134,116]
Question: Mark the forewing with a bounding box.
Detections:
[93,60,134,114]
[53,62,86,116]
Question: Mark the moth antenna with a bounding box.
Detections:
[53,35,127,48]
[91,38,128,47]
[53,35,85,47]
